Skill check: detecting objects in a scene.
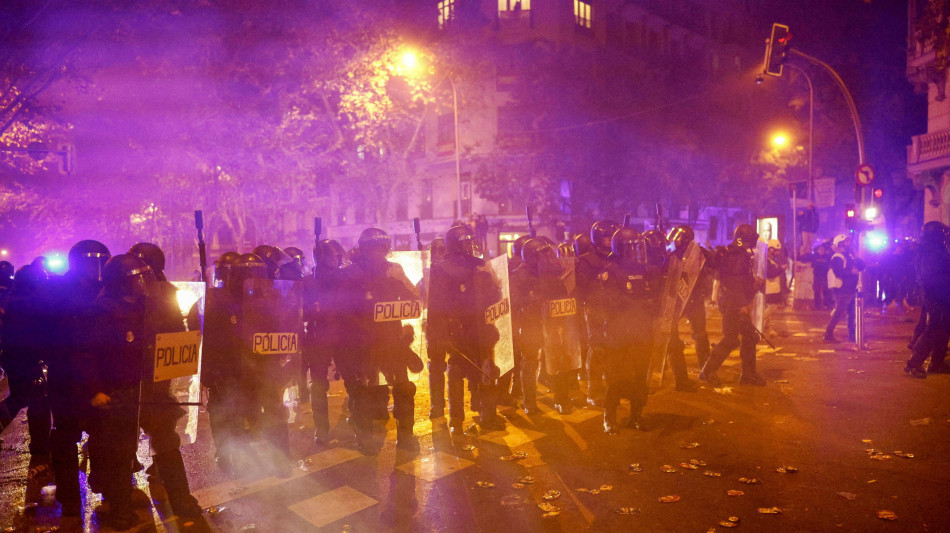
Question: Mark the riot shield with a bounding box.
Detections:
[242,278,303,416]
[486,255,515,375]
[541,257,582,375]
[387,251,427,371]
[144,281,205,445]
[750,239,768,333]
[648,243,707,389]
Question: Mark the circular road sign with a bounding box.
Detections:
[855,163,875,186]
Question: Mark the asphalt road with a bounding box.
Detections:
[2,304,949,532]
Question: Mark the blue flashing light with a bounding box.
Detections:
[46,254,67,273]
[866,231,888,252]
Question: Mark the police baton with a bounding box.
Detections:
[137,401,205,407]
[413,217,423,251]
[447,344,495,381]
[750,323,776,350]
[526,206,536,238]
[195,210,207,283]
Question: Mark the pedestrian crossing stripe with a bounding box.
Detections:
[289,486,378,528]
[192,447,363,509]
[396,451,475,482]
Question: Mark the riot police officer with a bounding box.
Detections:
[252,245,294,280]
[425,237,449,419]
[44,239,110,519]
[664,225,711,392]
[203,252,259,473]
[905,221,950,377]
[428,225,506,435]
[336,228,423,454]
[602,228,659,433]
[0,264,51,457]
[500,234,531,404]
[699,225,766,386]
[302,240,346,445]
[576,220,620,407]
[87,254,204,530]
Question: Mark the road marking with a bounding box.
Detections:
[536,403,590,451]
[555,471,595,525]
[192,447,362,509]
[288,485,378,528]
[396,451,475,482]
[479,424,547,448]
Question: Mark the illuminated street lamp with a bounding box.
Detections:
[771,133,790,148]
[398,48,464,219]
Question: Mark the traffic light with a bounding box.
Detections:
[873,188,883,199]
[845,203,857,231]
[764,23,791,77]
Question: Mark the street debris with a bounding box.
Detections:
[738,477,760,484]
[910,418,931,426]
[861,439,872,443]
[726,490,744,496]
[519,476,536,484]
[500,451,528,461]
[703,471,722,477]
[877,510,898,521]
[680,442,701,449]
[228,486,249,496]
[511,483,525,489]
[776,466,798,473]
[628,463,643,472]
[836,492,857,500]
[658,495,680,503]
[297,458,314,471]
[713,387,733,395]
[893,451,914,458]
[757,507,782,514]
[600,484,613,491]
[689,459,707,466]
[542,490,561,501]
[847,369,865,374]
[660,465,678,473]
[475,481,495,488]
[774,379,789,383]
[207,506,228,517]
[680,462,699,470]
[719,516,740,527]
[538,502,560,514]
[461,444,476,451]
[615,507,641,515]
[702,418,716,425]
[500,495,524,508]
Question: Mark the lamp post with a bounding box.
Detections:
[449,77,463,220]
[784,63,814,204]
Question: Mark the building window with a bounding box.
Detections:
[499,0,529,13]
[419,180,433,219]
[574,0,591,29]
[396,183,409,221]
[438,0,455,29]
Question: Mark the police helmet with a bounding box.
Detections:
[128,242,166,280]
[68,240,111,282]
[521,238,555,271]
[313,240,346,270]
[511,235,531,261]
[832,234,851,252]
[357,228,392,261]
[445,225,477,257]
[102,254,156,300]
[573,233,594,257]
[590,220,620,256]
[733,224,759,250]
[920,221,947,247]
[642,229,668,265]
[666,225,695,253]
[213,251,241,289]
[284,246,306,272]
[12,264,47,295]
[611,228,647,264]
[0,261,13,287]
[251,245,293,279]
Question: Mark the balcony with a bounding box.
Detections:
[908,128,950,178]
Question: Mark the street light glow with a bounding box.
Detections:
[864,206,878,221]
[771,133,789,147]
[399,49,419,74]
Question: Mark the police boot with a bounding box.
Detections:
[603,407,619,434]
[521,351,540,415]
[153,452,203,520]
[476,384,506,433]
[393,382,420,454]
[447,371,466,436]
[349,386,375,456]
[311,378,331,445]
